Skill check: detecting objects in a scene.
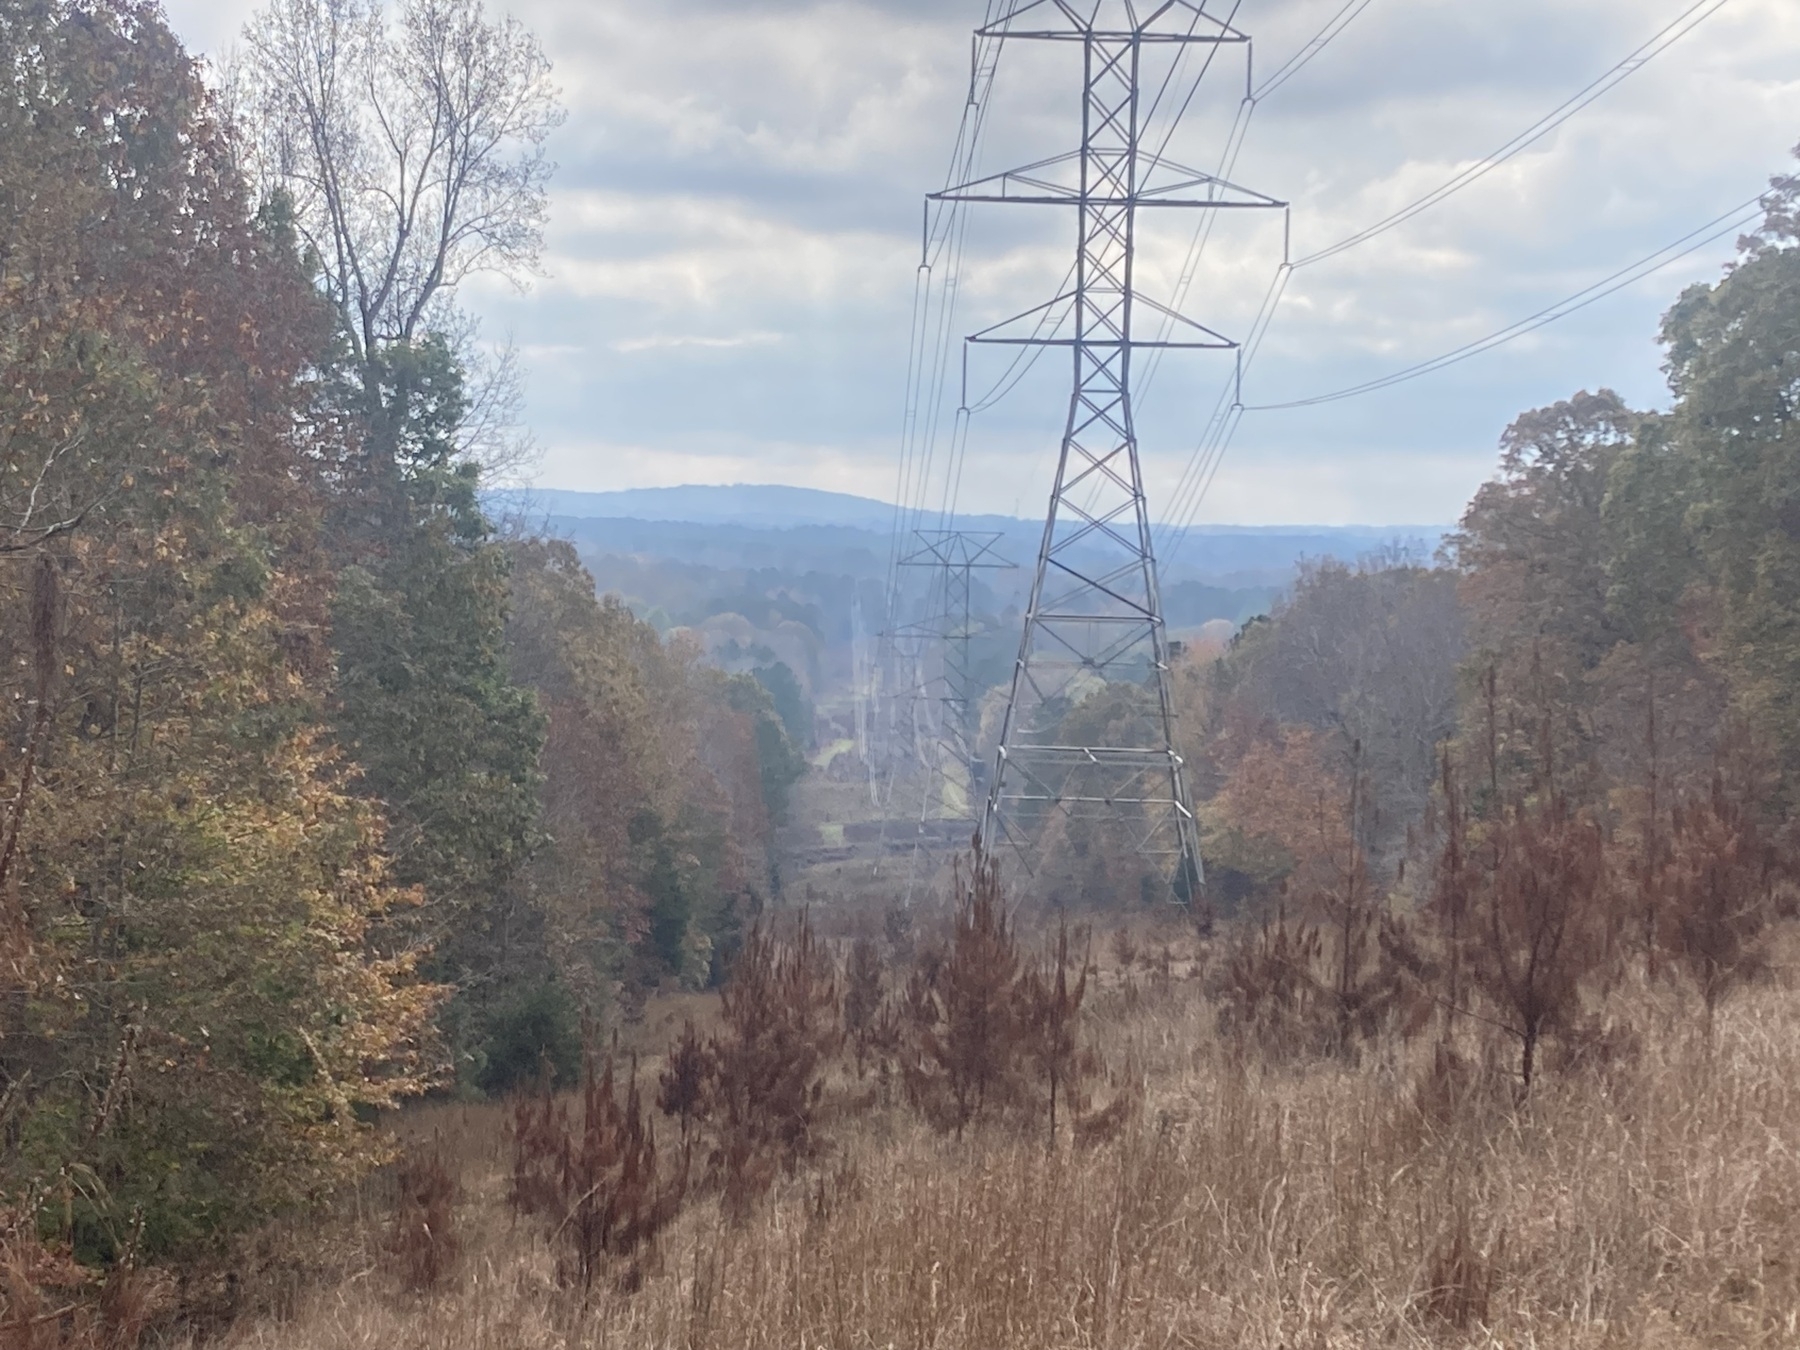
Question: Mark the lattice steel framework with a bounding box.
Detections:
[897,529,1014,814]
[935,0,1284,902]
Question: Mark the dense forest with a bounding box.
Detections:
[4,0,1800,1343]
[1190,195,1800,928]
[0,0,804,1271]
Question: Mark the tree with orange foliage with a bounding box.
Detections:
[1211,726,1354,901]
[0,0,439,1263]
[1212,730,1405,1055]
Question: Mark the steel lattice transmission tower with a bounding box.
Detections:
[936,0,1284,903]
[897,529,1014,817]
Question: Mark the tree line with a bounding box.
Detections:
[1179,151,1800,1087]
[0,0,802,1268]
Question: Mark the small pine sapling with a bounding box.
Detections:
[509,1048,677,1292]
[1429,748,1472,1039]
[903,844,1026,1137]
[1018,917,1089,1147]
[1109,925,1138,974]
[1659,751,1784,1037]
[507,1062,564,1219]
[1468,794,1608,1096]
[1314,741,1405,1055]
[1214,901,1326,1060]
[558,1052,672,1292]
[1146,939,1176,996]
[843,936,885,1078]
[883,902,915,961]
[655,1019,713,1184]
[1636,678,1665,980]
[389,1138,461,1294]
[707,913,839,1218]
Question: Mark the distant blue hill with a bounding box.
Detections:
[495,484,942,532]
[496,483,1447,542]
[489,483,1451,592]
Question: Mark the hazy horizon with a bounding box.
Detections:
[503,481,1458,533]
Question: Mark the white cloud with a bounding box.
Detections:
[163,0,1800,525]
[611,332,784,353]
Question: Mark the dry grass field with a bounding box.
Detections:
[211,925,1800,1350]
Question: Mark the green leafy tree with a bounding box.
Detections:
[241,0,560,1040]
[1659,154,1800,793]
[329,436,545,963]
[752,661,813,750]
[722,673,807,828]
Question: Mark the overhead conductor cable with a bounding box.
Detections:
[1158,0,1734,564]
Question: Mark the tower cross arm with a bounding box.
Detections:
[979,0,1249,44]
[932,154,1285,211]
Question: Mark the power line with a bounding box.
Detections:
[1155,189,1767,570]
[905,12,1009,549]
[1155,0,1736,561]
[1094,0,1370,546]
[883,6,1004,612]
[874,1,1009,841]
[1144,0,1246,171]
[1295,0,1731,268]
[1248,192,1766,411]
[945,0,1278,905]
[1137,0,1375,405]
[1155,262,1286,557]
[950,0,1373,460]
[1253,0,1376,100]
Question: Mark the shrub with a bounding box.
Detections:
[475,979,582,1098]
[388,1142,460,1294]
[706,915,838,1218]
[1468,794,1609,1095]
[903,848,1026,1136]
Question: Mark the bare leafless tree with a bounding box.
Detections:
[240,0,562,471]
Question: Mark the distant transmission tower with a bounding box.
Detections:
[897,529,1014,815]
[938,0,1285,904]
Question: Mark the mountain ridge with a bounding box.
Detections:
[495,483,1452,538]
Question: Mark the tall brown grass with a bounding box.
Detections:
[213,935,1800,1350]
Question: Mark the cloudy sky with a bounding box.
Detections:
[166,0,1800,525]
